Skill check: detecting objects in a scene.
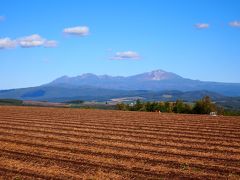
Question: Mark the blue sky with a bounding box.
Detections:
[0,0,240,89]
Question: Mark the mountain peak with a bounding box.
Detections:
[130,69,182,81]
[78,73,97,78]
[150,69,166,73]
[148,69,169,80]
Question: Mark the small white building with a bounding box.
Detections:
[210,112,217,116]
[129,102,134,107]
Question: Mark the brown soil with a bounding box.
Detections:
[0,106,240,179]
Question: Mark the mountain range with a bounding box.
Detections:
[47,69,240,96]
[0,69,240,102]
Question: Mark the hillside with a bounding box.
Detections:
[0,85,227,103]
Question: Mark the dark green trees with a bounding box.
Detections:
[192,96,216,114]
[172,100,192,114]
[116,96,219,115]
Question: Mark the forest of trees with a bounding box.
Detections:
[116,96,225,115]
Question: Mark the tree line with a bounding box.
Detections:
[116,96,225,115]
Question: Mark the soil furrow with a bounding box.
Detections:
[1,125,240,149]
[2,118,240,137]
[1,137,240,172]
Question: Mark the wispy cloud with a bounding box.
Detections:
[229,21,240,28]
[195,23,209,29]
[111,51,140,60]
[44,40,58,48]
[18,34,46,48]
[0,38,16,49]
[0,16,5,21]
[18,34,57,48]
[0,34,57,50]
[63,26,89,36]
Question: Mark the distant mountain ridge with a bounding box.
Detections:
[47,69,240,96]
[50,69,181,85]
[0,69,240,103]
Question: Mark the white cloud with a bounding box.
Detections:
[0,34,57,49]
[0,38,16,49]
[195,23,209,29]
[18,34,57,48]
[63,26,89,36]
[0,16,5,21]
[229,21,240,27]
[111,51,140,60]
[18,34,45,48]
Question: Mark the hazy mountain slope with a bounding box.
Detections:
[0,86,134,101]
[0,85,226,103]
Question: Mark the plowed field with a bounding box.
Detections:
[0,106,240,179]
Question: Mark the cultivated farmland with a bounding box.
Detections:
[0,106,240,179]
